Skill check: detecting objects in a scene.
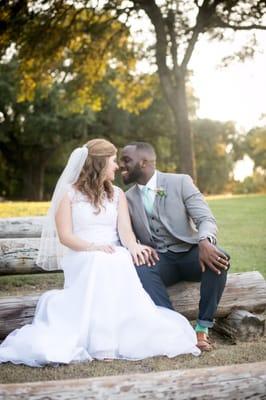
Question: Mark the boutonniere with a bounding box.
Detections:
[154,187,167,198]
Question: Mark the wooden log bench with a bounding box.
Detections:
[0,217,44,238]
[0,361,265,399]
[0,238,45,275]
[0,272,265,341]
[0,217,44,275]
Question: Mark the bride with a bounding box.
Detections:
[0,139,200,366]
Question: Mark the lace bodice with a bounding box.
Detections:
[67,185,121,245]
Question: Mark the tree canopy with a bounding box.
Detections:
[0,59,94,199]
[246,126,266,171]
[0,0,266,198]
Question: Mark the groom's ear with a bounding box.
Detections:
[139,160,146,168]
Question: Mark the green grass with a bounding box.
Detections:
[0,201,49,217]
[0,272,64,296]
[208,194,266,277]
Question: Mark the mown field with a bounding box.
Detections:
[208,194,266,276]
[0,194,265,383]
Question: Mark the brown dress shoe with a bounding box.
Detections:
[196,332,214,352]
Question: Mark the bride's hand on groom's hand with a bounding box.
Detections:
[198,239,229,275]
[129,244,159,267]
[141,246,160,267]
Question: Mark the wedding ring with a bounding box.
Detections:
[217,256,221,262]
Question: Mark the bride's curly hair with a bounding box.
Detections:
[75,139,117,212]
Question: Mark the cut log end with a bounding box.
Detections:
[214,309,266,343]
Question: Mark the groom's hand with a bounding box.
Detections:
[198,239,229,274]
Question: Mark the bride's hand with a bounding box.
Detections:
[90,244,116,253]
[141,245,160,266]
[128,243,157,267]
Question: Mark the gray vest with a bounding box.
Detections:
[146,200,191,253]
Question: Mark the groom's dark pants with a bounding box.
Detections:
[136,245,228,328]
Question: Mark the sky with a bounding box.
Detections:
[190,31,266,181]
[190,31,266,133]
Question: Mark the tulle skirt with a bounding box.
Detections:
[0,246,200,366]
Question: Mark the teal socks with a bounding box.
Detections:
[195,323,208,335]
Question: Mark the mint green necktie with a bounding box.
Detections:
[142,186,154,214]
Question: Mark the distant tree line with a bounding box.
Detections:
[0,58,265,200]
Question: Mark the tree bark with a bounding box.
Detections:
[172,72,196,178]
[0,272,265,339]
[0,362,266,399]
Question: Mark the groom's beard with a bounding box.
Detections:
[121,164,143,185]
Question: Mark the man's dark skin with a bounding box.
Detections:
[120,144,229,274]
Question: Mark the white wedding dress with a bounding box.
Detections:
[0,186,200,366]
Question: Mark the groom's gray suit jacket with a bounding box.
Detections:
[126,171,217,249]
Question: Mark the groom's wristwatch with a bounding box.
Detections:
[199,235,216,245]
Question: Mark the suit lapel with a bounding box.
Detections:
[154,172,167,214]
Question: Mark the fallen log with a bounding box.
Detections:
[0,361,265,399]
[214,309,265,343]
[0,272,265,340]
[0,238,52,275]
[168,271,266,319]
[0,217,44,238]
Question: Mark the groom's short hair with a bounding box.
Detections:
[127,142,156,159]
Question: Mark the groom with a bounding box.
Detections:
[120,142,230,351]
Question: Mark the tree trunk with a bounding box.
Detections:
[158,73,196,180]
[173,73,197,180]
[0,362,266,399]
[22,160,45,201]
[136,1,197,181]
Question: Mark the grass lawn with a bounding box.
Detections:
[208,194,266,277]
[0,194,265,384]
[0,201,50,218]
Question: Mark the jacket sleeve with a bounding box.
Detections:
[181,174,217,240]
